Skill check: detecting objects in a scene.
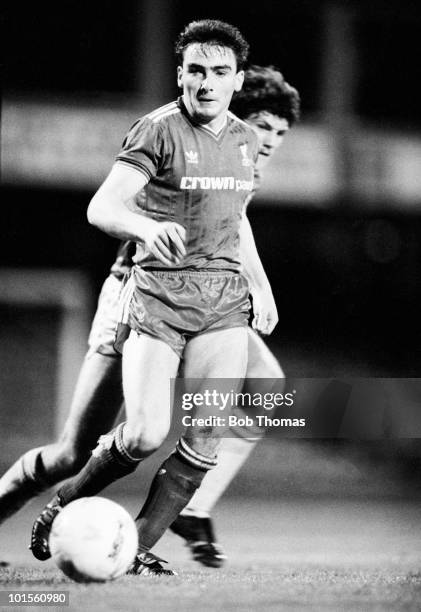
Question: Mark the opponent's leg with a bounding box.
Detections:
[185,329,284,511]
[30,332,179,566]
[43,352,123,476]
[43,272,126,477]
[0,352,122,526]
[171,329,284,566]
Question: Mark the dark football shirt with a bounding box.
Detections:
[115,97,258,271]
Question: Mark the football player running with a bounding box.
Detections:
[0,60,299,570]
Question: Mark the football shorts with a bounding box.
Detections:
[115,267,250,357]
[87,274,122,357]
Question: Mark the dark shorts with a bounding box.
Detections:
[115,267,250,357]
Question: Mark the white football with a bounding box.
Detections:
[49,497,138,583]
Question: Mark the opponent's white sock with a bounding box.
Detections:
[0,447,49,525]
[181,436,258,517]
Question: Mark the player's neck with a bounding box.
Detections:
[181,96,228,134]
[203,114,228,134]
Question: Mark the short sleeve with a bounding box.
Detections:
[115,117,164,180]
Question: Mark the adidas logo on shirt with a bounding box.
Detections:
[185,150,198,164]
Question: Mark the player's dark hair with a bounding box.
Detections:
[230,65,301,126]
[175,19,249,70]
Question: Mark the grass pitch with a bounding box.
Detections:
[1,496,421,611]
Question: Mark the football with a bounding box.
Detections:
[49,497,138,583]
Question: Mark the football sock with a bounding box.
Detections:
[135,437,217,553]
[58,423,141,505]
[181,436,257,517]
[0,447,52,524]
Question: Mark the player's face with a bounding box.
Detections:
[178,43,244,129]
[245,111,290,170]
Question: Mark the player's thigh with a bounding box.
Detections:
[183,327,248,379]
[122,331,180,435]
[182,327,248,456]
[246,328,284,378]
[60,351,123,449]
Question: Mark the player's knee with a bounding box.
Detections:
[123,420,170,456]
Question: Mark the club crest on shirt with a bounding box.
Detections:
[185,150,198,164]
[239,144,252,167]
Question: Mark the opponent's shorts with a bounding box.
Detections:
[115,267,250,357]
[87,274,122,357]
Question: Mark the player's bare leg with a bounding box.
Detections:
[133,327,248,571]
[0,352,122,526]
[171,328,284,566]
[43,353,123,474]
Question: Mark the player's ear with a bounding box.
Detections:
[234,70,244,92]
[177,66,183,88]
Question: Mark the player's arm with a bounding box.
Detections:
[239,211,278,335]
[87,164,186,266]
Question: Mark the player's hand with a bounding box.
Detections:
[143,220,186,266]
[250,286,278,335]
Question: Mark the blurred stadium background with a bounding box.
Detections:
[2,0,421,499]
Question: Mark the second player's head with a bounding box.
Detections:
[231,65,301,169]
[175,19,249,127]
